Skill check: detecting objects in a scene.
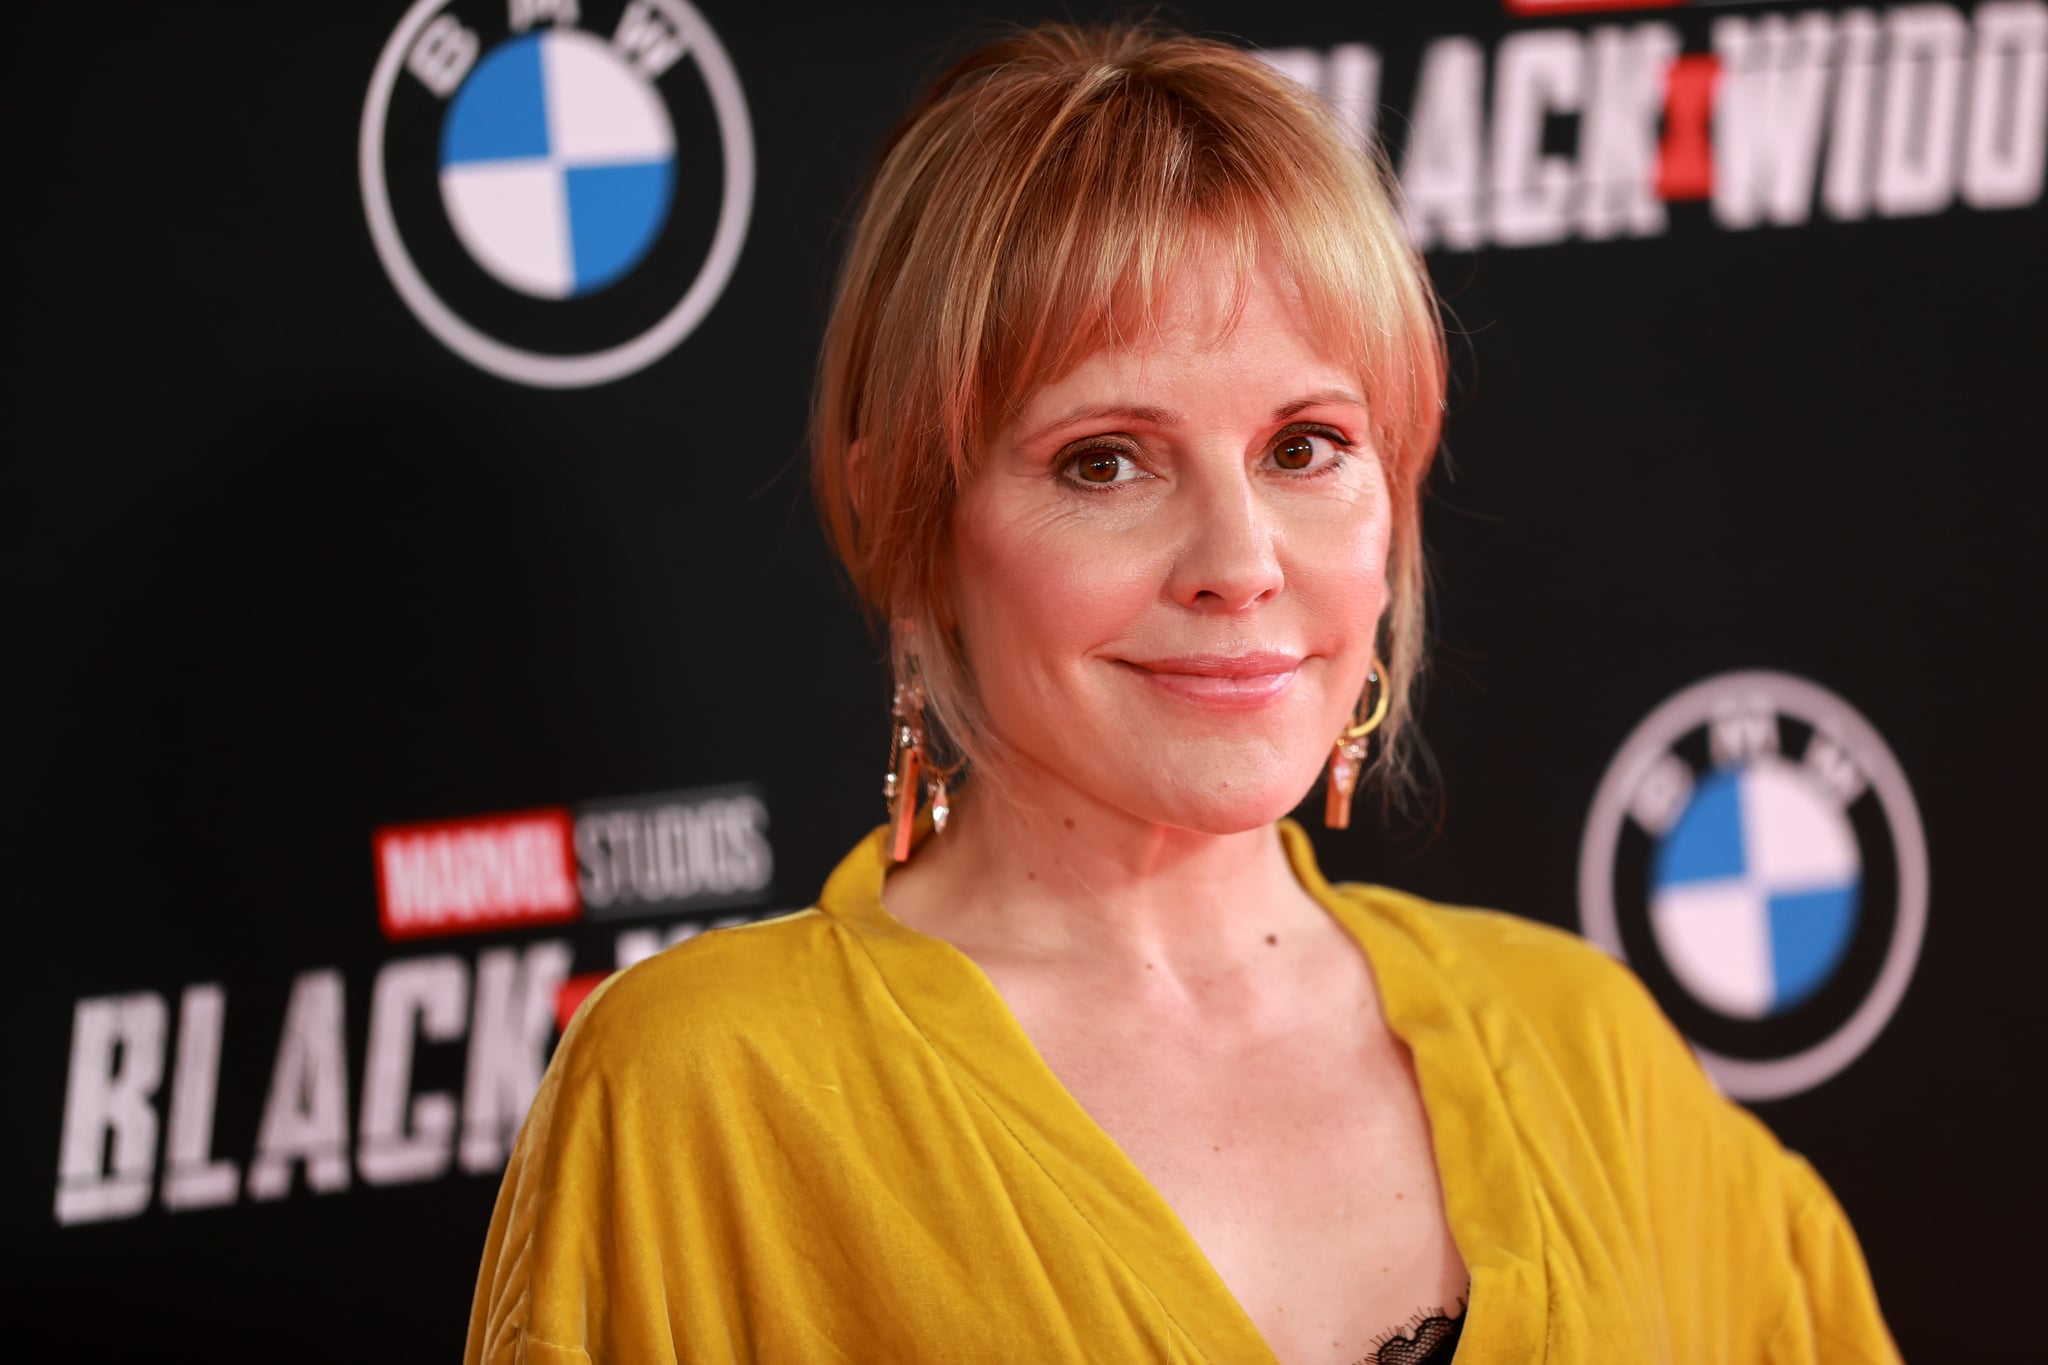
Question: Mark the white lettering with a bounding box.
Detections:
[577,795,773,911]
[614,0,690,79]
[615,927,663,969]
[1491,29,1583,247]
[1260,46,1324,95]
[1327,43,1383,152]
[1627,753,1695,837]
[359,957,469,1186]
[380,837,426,928]
[381,818,577,929]
[1578,23,1679,240]
[162,985,237,1212]
[460,941,572,1172]
[1825,9,1885,220]
[1403,37,1488,251]
[1709,706,1780,766]
[1962,1,2048,208]
[54,993,165,1225]
[406,14,479,99]
[721,794,773,893]
[575,814,619,908]
[509,0,579,34]
[247,971,351,1201]
[1876,4,1970,217]
[1805,732,1872,805]
[1714,12,1839,229]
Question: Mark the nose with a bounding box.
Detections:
[1164,473,1284,613]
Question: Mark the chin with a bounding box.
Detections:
[1123,746,1327,835]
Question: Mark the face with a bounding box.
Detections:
[948,261,1391,833]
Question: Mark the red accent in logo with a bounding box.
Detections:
[1504,0,1686,14]
[373,808,582,941]
[1658,53,1721,201]
[555,971,612,1032]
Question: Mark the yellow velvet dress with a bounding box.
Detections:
[465,821,1900,1363]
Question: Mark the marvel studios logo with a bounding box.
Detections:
[373,784,772,940]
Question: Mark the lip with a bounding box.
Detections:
[1116,651,1303,709]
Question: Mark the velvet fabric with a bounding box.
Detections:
[465,821,1899,1363]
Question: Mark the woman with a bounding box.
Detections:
[466,22,1899,1365]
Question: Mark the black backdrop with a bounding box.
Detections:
[10,1,2044,1359]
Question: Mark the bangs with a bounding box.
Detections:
[952,50,1439,493]
[987,194,1382,465]
[813,22,1445,806]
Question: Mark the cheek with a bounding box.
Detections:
[1349,510,1395,613]
[1290,473,1396,630]
[950,496,1160,695]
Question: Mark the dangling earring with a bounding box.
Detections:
[882,670,955,862]
[1324,657,1391,830]
[884,679,926,862]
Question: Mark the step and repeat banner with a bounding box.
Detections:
[10,0,2042,1359]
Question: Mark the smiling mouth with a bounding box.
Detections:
[1116,653,1303,710]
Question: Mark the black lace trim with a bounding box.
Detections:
[1357,1295,1466,1365]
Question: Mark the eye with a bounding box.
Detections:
[1265,426,1348,475]
[1272,433,1317,470]
[1061,444,1143,487]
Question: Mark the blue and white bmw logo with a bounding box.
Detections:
[1579,671,1928,1100]
[360,0,752,386]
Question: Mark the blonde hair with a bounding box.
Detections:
[812,20,1446,805]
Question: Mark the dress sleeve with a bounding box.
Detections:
[462,976,707,1365]
[463,1000,609,1365]
[1765,1151,1902,1365]
[1595,957,1903,1365]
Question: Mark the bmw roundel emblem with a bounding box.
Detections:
[359,0,753,387]
[1579,671,1929,1101]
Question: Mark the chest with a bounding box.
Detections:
[989,971,1471,1365]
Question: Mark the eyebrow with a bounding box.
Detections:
[1272,388,1368,420]
[1020,388,1367,447]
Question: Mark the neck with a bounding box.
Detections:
[880,752,1329,986]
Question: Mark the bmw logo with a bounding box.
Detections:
[359,0,753,387]
[1579,671,1928,1100]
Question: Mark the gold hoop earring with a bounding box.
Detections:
[883,672,956,862]
[1324,657,1390,831]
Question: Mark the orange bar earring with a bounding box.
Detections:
[885,680,926,862]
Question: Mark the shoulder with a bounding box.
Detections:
[553,906,858,1088]
[1335,880,1784,1156]
[1340,881,1662,1031]
[1325,884,1902,1357]
[1330,879,1707,1122]
[472,908,857,1364]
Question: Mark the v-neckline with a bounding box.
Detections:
[814,819,1549,1363]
